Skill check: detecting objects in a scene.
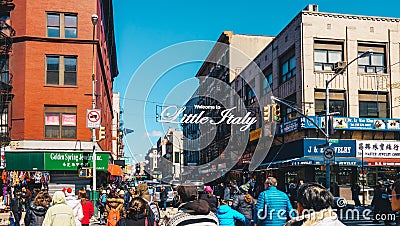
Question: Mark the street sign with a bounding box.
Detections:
[329,139,339,144]
[86,109,101,128]
[324,147,335,160]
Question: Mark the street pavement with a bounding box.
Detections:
[0,206,397,226]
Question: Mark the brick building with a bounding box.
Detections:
[4,0,119,190]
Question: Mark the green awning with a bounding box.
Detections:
[6,152,45,171]
[5,152,109,171]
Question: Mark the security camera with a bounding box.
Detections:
[91,14,98,25]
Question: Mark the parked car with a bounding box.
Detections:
[169,180,182,189]
[185,180,204,191]
[154,185,177,205]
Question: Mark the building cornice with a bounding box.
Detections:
[302,11,400,23]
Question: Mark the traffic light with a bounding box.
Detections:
[263,105,271,122]
[98,126,106,141]
[78,167,93,178]
[272,104,281,122]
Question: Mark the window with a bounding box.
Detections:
[314,41,343,71]
[359,92,388,118]
[358,45,386,73]
[47,14,60,37]
[46,55,77,86]
[282,94,297,122]
[280,52,296,84]
[358,53,385,73]
[245,83,256,105]
[174,152,180,164]
[47,13,77,38]
[315,90,346,116]
[64,15,77,38]
[262,68,272,95]
[0,55,9,83]
[44,106,77,139]
[0,105,8,136]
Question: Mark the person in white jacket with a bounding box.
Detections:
[64,187,84,226]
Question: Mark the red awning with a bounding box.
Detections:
[108,164,123,176]
[365,158,400,166]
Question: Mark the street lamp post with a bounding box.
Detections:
[91,14,98,201]
[325,49,373,190]
[361,147,365,206]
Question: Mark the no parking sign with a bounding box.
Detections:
[86,109,101,128]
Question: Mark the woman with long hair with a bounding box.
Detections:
[24,191,52,226]
[79,189,94,226]
[117,197,150,226]
[232,185,254,226]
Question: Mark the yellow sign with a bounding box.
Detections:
[249,128,261,141]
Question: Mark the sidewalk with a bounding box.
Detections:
[0,212,25,226]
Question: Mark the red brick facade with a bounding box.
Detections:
[10,0,117,153]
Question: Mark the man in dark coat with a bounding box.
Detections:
[351,183,361,206]
[371,181,391,225]
[160,186,168,211]
[10,191,23,226]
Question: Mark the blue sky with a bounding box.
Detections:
[113,0,400,162]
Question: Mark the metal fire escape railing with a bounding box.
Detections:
[0,0,15,147]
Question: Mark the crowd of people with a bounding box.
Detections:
[4,177,400,225]
[8,186,94,226]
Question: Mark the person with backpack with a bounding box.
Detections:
[232,184,254,226]
[167,183,219,226]
[104,189,126,226]
[137,183,160,226]
[78,189,94,226]
[116,197,154,226]
[64,187,84,226]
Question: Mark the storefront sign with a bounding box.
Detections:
[44,152,109,170]
[304,139,355,157]
[249,128,261,141]
[278,118,300,134]
[367,161,400,166]
[333,117,400,131]
[239,153,253,164]
[279,116,400,134]
[356,140,400,158]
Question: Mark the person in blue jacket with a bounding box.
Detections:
[254,177,293,226]
[217,199,250,226]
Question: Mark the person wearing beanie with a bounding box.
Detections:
[42,191,75,226]
[199,186,219,213]
[64,187,84,226]
[232,184,254,226]
[167,183,218,226]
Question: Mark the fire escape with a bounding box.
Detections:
[0,0,15,148]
